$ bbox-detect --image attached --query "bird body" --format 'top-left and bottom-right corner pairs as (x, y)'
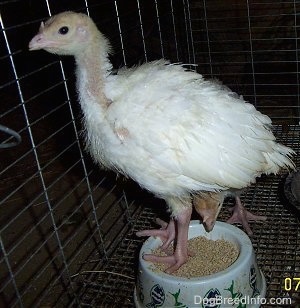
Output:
(29, 11), (295, 272)
(84, 59), (293, 204)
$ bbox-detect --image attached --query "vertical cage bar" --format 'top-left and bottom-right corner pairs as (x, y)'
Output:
(246, 0), (257, 107)
(84, 0), (90, 16)
(154, 0), (165, 58)
(170, 0), (180, 61)
(115, 0), (127, 66)
(202, 0), (213, 77)
(293, 0), (300, 124)
(182, 0), (192, 64)
(136, 0), (148, 62)
(182, 0), (196, 66)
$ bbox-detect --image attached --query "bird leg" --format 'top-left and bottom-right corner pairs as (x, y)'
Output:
(136, 199), (192, 274)
(226, 196), (267, 235)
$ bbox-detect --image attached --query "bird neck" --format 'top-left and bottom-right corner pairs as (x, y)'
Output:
(75, 41), (112, 109)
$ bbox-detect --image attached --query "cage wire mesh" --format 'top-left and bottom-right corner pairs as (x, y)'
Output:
(0, 0), (299, 307)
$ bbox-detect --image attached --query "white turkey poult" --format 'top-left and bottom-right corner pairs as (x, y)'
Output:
(29, 12), (295, 273)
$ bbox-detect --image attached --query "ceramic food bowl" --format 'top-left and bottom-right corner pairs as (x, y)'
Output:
(134, 221), (266, 307)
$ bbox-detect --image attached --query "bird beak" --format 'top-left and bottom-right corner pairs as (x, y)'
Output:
(193, 193), (222, 232)
(28, 33), (45, 50)
(29, 22), (47, 50)
(201, 215), (217, 232)
(28, 32), (58, 51)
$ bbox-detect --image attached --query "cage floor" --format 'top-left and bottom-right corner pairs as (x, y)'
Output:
(53, 125), (300, 307)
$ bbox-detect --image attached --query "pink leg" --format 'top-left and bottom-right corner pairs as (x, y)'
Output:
(136, 207), (192, 274)
(227, 196), (267, 235)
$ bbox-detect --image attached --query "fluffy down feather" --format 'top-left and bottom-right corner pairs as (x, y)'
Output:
(96, 60), (293, 198)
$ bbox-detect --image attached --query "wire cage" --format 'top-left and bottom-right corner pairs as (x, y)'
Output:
(0, 0), (299, 307)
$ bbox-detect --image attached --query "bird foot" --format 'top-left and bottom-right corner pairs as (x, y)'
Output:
(138, 219), (189, 273)
(142, 249), (188, 274)
(136, 218), (194, 255)
(136, 218), (176, 250)
(136, 206), (193, 273)
(227, 197), (267, 236)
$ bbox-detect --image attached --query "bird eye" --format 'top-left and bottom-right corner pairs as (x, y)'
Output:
(58, 26), (69, 35)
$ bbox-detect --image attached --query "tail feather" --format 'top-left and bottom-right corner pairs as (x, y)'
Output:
(264, 143), (296, 174)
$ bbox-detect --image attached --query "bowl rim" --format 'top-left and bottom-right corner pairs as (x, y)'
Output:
(140, 220), (254, 282)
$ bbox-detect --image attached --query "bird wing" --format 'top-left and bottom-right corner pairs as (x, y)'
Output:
(105, 60), (294, 194)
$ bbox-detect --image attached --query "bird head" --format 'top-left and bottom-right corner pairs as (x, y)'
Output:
(29, 11), (99, 56)
(193, 193), (223, 232)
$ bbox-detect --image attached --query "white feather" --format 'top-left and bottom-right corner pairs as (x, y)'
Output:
(78, 59), (295, 199)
